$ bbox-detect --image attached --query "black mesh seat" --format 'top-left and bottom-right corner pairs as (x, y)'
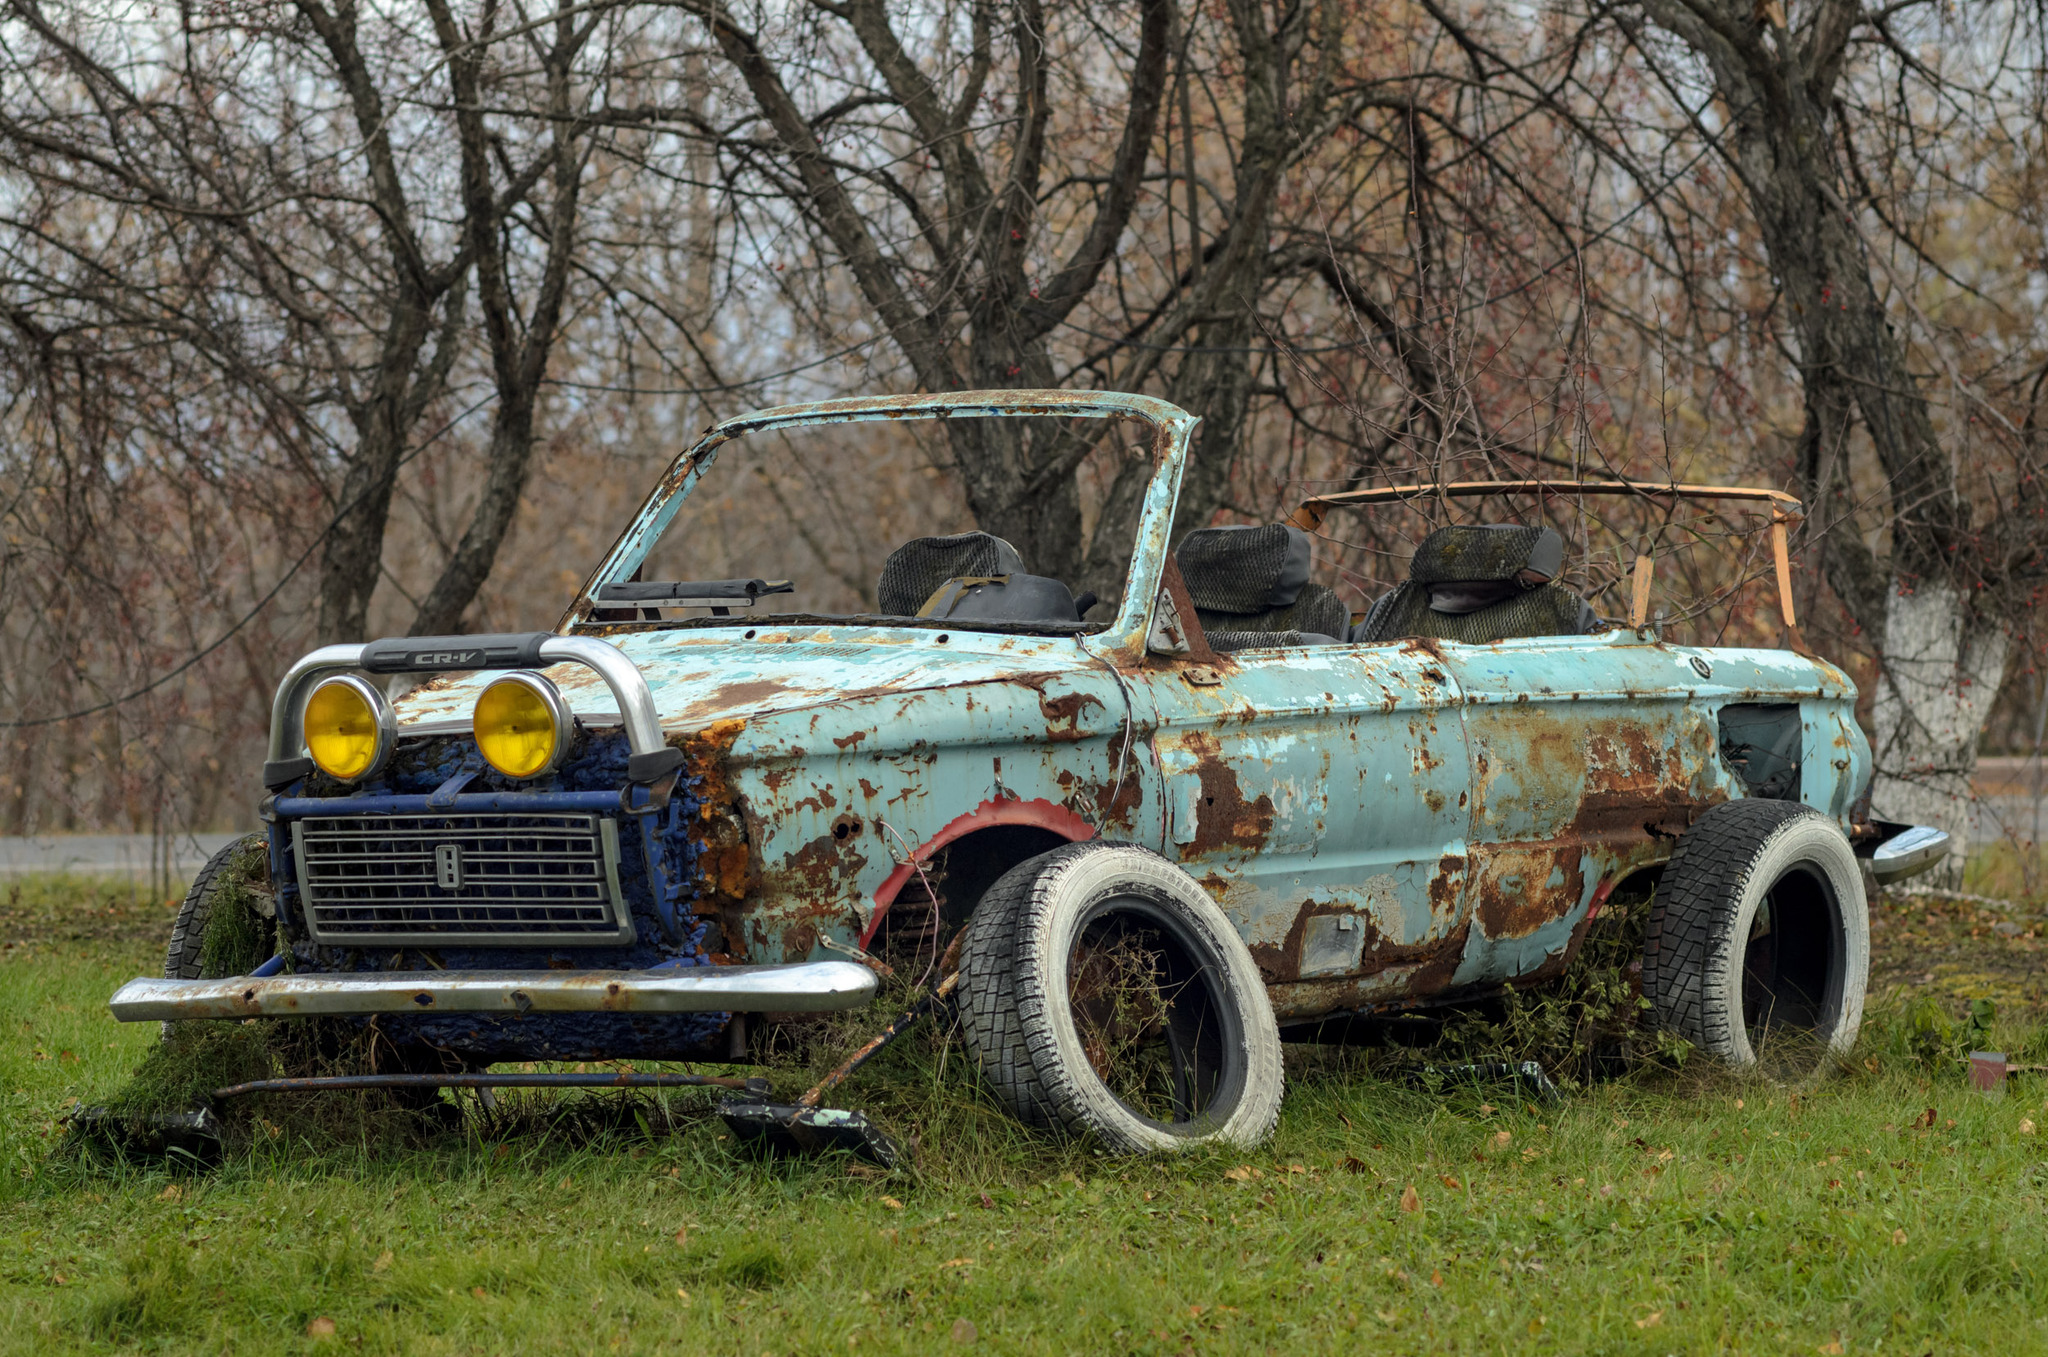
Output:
(877, 532), (1025, 616)
(1353, 523), (1598, 644)
(1176, 523), (1347, 650)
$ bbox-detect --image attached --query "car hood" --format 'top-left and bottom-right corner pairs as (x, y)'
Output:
(391, 624), (1104, 737)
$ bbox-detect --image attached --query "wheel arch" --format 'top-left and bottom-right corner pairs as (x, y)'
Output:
(858, 797), (1096, 949)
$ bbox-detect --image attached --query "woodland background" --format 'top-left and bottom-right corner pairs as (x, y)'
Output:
(2, 0), (2046, 888)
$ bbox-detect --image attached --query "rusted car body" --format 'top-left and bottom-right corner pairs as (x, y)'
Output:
(112, 390), (1891, 1065)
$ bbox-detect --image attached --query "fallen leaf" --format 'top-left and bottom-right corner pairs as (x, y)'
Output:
(58, 1050), (77, 1064)
(1399, 1184), (1420, 1213)
(940, 1258), (974, 1270)
(2021, 1119), (2036, 1135)
(1343, 1156), (1369, 1175)
(1734, 1099), (1744, 1110)
(1439, 1174), (1461, 1191)
(158, 1184), (182, 1202)
(1892, 1229), (1907, 1246)
(1224, 1165), (1252, 1182)
(306, 1317), (336, 1338)
(1916, 1107), (1936, 1130)
(1478, 1103), (1496, 1116)
(675, 1288), (689, 1301)
(472, 1286), (488, 1300)
(1493, 1130), (1512, 1147)
(951, 1317), (978, 1344)
(1287, 1164), (1305, 1174)
(1818, 1341), (1844, 1355)
(372, 1250), (393, 1273)
(1634, 1311), (1663, 1329)
(674, 1227), (688, 1247)
(979, 1191), (997, 1209)
(50, 1273), (66, 1286)
(880, 1196), (904, 1211)
(1430, 1270), (1443, 1288)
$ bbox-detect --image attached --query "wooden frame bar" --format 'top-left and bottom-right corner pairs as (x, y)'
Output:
(1290, 479), (1806, 631)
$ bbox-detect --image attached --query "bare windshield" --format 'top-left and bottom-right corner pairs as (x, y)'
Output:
(571, 411), (1153, 634)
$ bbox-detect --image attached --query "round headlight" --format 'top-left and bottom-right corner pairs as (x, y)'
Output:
(303, 675), (395, 782)
(473, 672), (572, 779)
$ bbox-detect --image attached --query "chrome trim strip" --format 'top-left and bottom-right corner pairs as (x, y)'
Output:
(109, 960), (879, 1022)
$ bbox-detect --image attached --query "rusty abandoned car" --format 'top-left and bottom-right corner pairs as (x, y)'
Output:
(110, 390), (1952, 1155)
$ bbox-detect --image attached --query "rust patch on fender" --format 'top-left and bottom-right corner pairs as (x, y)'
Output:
(1473, 844), (1585, 941)
(1175, 732), (1274, 856)
(676, 719), (752, 908)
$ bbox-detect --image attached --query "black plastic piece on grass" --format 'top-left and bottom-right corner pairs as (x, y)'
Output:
(68, 1105), (224, 1167)
(719, 1101), (902, 1168)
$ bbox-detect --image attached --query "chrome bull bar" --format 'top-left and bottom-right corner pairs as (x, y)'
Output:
(109, 960), (877, 1023)
(262, 632), (677, 790)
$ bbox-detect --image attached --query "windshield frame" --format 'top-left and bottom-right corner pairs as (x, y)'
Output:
(558, 390), (1196, 656)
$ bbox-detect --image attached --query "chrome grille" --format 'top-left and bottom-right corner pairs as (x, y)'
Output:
(292, 813), (633, 946)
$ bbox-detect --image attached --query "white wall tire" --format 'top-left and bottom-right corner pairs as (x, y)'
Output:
(957, 842), (1283, 1153)
(1644, 800), (1869, 1078)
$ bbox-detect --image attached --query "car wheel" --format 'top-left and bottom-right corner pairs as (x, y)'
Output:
(956, 841), (1283, 1152)
(165, 833), (273, 983)
(1643, 800), (1869, 1078)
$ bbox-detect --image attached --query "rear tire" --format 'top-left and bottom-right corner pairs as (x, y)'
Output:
(1643, 800), (1868, 1078)
(957, 842), (1283, 1153)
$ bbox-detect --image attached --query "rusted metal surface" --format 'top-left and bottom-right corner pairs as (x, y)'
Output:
(184, 389), (1886, 1053)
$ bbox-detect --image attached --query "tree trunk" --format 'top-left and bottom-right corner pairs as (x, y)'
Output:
(1635, 0), (2010, 876)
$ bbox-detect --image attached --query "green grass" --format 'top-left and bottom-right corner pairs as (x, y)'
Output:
(5, 873), (2048, 1354)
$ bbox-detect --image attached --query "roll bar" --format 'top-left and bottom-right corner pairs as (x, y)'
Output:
(263, 633), (678, 790)
(1290, 480), (1806, 631)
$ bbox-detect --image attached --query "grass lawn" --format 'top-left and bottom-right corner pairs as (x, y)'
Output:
(4, 874), (2047, 1355)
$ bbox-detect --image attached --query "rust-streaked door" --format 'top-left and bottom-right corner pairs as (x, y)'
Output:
(1130, 643), (1472, 1021)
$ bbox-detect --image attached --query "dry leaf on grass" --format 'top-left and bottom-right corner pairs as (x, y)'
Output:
(880, 1196), (905, 1211)
(306, 1317), (336, 1338)
(1399, 1184), (1420, 1213)
(1634, 1312), (1663, 1329)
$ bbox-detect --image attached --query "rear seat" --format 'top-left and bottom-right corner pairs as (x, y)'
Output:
(1176, 523), (1347, 651)
(1352, 523), (1598, 644)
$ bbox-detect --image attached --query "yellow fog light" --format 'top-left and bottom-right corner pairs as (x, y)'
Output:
(303, 675), (395, 782)
(474, 672), (572, 779)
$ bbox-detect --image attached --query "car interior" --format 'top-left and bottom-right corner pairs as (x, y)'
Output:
(590, 509), (1599, 648)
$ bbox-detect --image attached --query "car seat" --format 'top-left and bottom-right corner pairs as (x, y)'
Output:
(877, 531), (1026, 615)
(1175, 523), (1348, 651)
(876, 530), (1086, 625)
(1351, 523), (1598, 644)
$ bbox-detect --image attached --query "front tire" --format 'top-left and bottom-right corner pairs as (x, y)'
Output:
(957, 842), (1283, 1153)
(164, 833), (273, 982)
(1643, 800), (1868, 1077)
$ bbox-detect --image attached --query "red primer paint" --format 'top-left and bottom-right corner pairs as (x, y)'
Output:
(858, 798), (1095, 947)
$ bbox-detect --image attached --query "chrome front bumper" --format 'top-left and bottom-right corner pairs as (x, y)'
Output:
(109, 960), (877, 1023)
(1869, 823), (1951, 885)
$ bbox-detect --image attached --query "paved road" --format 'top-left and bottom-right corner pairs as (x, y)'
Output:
(0, 831), (250, 878)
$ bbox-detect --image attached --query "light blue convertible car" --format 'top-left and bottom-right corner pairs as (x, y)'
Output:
(112, 391), (1947, 1152)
